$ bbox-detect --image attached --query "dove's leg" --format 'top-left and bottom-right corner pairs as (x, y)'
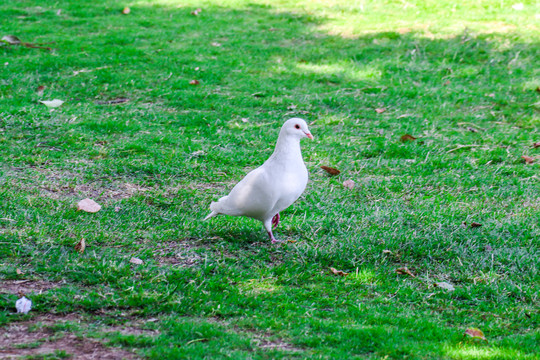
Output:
(271, 213), (280, 228)
(263, 218), (282, 244)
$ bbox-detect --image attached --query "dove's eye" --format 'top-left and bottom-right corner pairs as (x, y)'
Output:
(295, 124), (300, 129)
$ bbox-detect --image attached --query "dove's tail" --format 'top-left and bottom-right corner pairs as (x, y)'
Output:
(203, 210), (218, 221)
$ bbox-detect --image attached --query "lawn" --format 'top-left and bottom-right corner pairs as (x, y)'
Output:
(1, 0), (539, 359)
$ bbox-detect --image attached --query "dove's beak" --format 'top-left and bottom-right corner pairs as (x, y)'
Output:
(305, 132), (314, 140)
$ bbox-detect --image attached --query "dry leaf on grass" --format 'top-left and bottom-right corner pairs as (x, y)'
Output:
(461, 221), (467, 228)
(320, 165), (340, 176)
(532, 142), (540, 148)
(434, 282), (455, 291)
(40, 99), (64, 108)
(16, 268), (23, 275)
(36, 85), (45, 96)
(2, 35), (22, 45)
(191, 8), (202, 15)
(464, 328), (487, 341)
(130, 257), (143, 265)
(75, 238), (86, 253)
(343, 179), (355, 189)
(400, 134), (417, 142)
(189, 79), (200, 85)
(77, 198), (101, 213)
(330, 267), (348, 276)
(522, 155), (535, 164)
(396, 267), (415, 277)
(375, 108), (386, 113)
(471, 222), (482, 228)
(122, 7), (130, 14)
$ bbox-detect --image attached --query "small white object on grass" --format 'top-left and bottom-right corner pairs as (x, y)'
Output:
(204, 118), (313, 243)
(16, 296), (32, 314)
(39, 99), (64, 108)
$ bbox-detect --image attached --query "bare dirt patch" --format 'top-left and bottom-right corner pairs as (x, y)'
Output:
(0, 314), (136, 360)
(0, 314), (150, 359)
(153, 240), (203, 267)
(0, 280), (63, 295)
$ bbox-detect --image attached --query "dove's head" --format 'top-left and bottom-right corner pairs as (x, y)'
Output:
(282, 118), (313, 140)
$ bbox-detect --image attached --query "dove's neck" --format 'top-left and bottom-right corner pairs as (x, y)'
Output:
(268, 134), (303, 165)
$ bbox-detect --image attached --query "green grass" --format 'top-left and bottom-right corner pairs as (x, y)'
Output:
(1, 0), (539, 359)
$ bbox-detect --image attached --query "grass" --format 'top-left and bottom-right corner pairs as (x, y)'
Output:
(1, 0), (539, 358)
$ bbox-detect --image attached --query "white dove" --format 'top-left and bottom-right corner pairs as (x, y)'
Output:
(204, 118), (313, 243)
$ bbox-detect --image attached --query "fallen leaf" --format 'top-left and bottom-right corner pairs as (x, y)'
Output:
(16, 268), (23, 275)
(122, 7), (131, 14)
(95, 97), (129, 105)
(191, 8), (202, 15)
(1, 35), (21, 45)
(75, 238), (86, 253)
(396, 267), (416, 277)
(375, 108), (386, 113)
(77, 198), (101, 213)
(189, 79), (200, 85)
(382, 250), (392, 254)
(471, 222), (482, 228)
(36, 85), (45, 96)
(241, 118), (248, 123)
(343, 179), (355, 189)
(434, 282), (455, 291)
(39, 99), (64, 108)
(461, 221), (467, 228)
(130, 257), (143, 265)
(320, 165), (340, 176)
(522, 155), (535, 164)
(532, 142), (540, 148)
(464, 328), (487, 341)
(15, 296), (32, 314)
(400, 134), (417, 142)
(330, 267), (348, 276)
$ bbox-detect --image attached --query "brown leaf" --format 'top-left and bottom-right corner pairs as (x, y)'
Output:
(189, 79), (200, 85)
(75, 238), (86, 253)
(471, 222), (482, 228)
(129, 257), (143, 265)
(536, 86), (540, 93)
(95, 97), (129, 105)
(77, 198), (101, 213)
(522, 155), (535, 164)
(400, 134), (417, 142)
(375, 108), (386, 113)
(464, 328), (487, 341)
(36, 85), (45, 93)
(16, 268), (23, 275)
(330, 267), (348, 276)
(343, 179), (355, 189)
(396, 267), (416, 277)
(532, 142), (540, 148)
(461, 221), (467, 228)
(320, 165), (340, 176)
(191, 8), (202, 15)
(122, 7), (131, 14)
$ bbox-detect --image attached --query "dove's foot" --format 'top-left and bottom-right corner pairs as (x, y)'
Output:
(267, 231), (282, 244)
(271, 213), (280, 228)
